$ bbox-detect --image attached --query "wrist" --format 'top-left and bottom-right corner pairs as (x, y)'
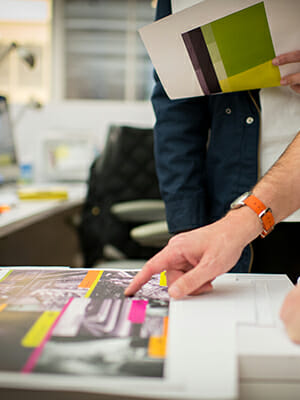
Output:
(251, 188), (279, 224)
(225, 206), (263, 247)
(230, 191), (275, 238)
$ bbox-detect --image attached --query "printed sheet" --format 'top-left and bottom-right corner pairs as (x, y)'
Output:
(0, 268), (169, 379)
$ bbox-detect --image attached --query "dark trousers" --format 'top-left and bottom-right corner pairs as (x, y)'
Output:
(251, 222), (300, 284)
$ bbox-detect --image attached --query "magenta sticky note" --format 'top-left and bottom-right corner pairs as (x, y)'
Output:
(128, 299), (148, 323)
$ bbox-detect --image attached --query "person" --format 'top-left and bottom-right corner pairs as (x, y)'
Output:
(125, 130), (300, 343)
(280, 281), (300, 344)
(151, 0), (300, 283)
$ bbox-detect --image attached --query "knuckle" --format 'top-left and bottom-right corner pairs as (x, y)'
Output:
(201, 252), (218, 270)
(168, 235), (186, 257)
(169, 232), (185, 246)
(168, 235), (178, 246)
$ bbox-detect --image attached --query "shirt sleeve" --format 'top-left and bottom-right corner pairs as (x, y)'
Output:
(151, 0), (210, 233)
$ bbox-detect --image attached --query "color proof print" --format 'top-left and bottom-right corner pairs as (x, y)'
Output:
(182, 2), (280, 94)
(0, 269), (169, 378)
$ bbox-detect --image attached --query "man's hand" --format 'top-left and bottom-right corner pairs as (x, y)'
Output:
(273, 50), (300, 94)
(124, 207), (261, 299)
(280, 284), (300, 344)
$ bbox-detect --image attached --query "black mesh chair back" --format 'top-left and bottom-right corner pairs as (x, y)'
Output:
(78, 125), (161, 266)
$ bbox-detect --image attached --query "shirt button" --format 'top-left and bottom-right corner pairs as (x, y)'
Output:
(91, 206), (100, 216)
(246, 116), (254, 124)
(225, 108), (232, 115)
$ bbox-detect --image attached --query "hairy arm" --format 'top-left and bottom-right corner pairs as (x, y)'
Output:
(252, 130), (300, 223)
(125, 131), (300, 298)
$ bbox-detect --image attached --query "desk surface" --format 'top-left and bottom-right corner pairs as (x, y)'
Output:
(0, 183), (86, 238)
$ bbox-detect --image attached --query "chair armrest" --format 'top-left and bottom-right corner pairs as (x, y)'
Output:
(111, 200), (166, 222)
(130, 221), (171, 248)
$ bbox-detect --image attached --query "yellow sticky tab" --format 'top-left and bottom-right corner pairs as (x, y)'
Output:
(0, 304), (7, 312)
(0, 270), (12, 282)
(17, 188), (68, 200)
(21, 311), (60, 348)
(159, 271), (167, 287)
(148, 336), (167, 358)
(85, 271), (103, 298)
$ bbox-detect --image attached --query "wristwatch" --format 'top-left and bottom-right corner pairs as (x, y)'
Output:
(230, 191), (275, 238)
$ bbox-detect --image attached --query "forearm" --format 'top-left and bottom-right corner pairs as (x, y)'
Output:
(252, 49), (300, 220)
(226, 131), (300, 250)
(253, 130), (300, 224)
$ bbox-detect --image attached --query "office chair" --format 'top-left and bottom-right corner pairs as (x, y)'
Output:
(110, 199), (171, 248)
(78, 124), (167, 267)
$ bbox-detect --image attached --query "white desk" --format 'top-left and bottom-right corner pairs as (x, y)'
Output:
(0, 184), (86, 266)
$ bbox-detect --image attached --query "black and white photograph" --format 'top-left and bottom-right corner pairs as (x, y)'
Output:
(0, 269), (89, 310)
(0, 268), (169, 379)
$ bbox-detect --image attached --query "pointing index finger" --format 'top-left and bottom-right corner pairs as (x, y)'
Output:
(124, 249), (172, 296)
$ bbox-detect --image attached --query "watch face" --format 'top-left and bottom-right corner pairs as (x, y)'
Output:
(230, 191), (252, 209)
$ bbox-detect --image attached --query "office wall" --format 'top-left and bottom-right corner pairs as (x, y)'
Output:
(4, 0), (157, 180)
(11, 100), (155, 176)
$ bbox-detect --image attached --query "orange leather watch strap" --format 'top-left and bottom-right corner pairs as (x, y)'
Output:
(244, 194), (275, 238)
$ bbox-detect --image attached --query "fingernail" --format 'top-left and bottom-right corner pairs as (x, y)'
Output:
(124, 288), (133, 297)
(280, 78), (288, 85)
(168, 285), (183, 299)
(272, 58), (279, 66)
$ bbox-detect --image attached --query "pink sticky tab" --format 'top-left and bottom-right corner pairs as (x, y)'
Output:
(128, 299), (148, 324)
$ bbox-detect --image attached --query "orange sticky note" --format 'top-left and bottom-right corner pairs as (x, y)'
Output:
(0, 204), (11, 213)
(0, 304), (7, 312)
(148, 336), (167, 358)
(163, 316), (168, 337)
(79, 270), (101, 288)
(84, 271), (103, 298)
